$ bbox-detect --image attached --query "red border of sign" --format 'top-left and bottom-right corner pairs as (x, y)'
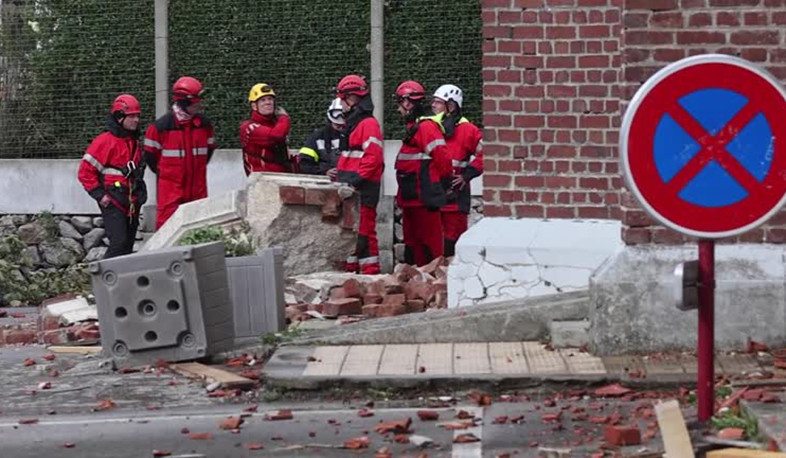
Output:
(621, 55), (786, 238)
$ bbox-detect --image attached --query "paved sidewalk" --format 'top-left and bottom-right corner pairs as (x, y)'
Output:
(263, 341), (771, 389)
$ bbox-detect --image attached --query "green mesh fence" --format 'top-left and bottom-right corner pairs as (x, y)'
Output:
(0, 0), (481, 158)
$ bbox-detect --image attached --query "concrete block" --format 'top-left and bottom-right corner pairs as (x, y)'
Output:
(226, 247), (286, 343)
(549, 320), (591, 348)
(90, 242), (234, 366)
(590, 244), (786, 355)
(42, 296), (97, 325)
(293, 291), (590, 345)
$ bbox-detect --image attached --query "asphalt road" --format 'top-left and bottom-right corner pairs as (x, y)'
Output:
(0, 399), (672, 457)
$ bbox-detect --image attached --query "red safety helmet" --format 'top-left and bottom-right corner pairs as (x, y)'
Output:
(394, 80), (426, 102)
(172, 76), (204, 101)
(336, 74), (369, 100)
(111, 94), (141, 116)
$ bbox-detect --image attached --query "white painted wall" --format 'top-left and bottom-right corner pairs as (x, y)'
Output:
(0, 143), (481, 215)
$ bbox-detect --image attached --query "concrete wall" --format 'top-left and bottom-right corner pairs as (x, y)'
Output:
(0, 144), (481, 215)
(590, 244), (786, 354)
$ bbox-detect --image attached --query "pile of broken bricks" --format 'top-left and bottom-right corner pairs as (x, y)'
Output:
(285, 257), (450, 323)
(0, 294), (100, 347)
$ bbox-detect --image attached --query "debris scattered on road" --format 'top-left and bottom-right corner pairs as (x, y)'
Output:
(454, 433), (480, 443)
(594, 383), (633, 398)
(92, 398), (116, 412)
(416, 410), (439, 421)
(374, 417), (412, 434)
(265, 409), (293, 421)
(188, 432), (213, 440)
(343, 436), (370, 449)
(409, 434), (434, 447)
(218, 416), (243, 430)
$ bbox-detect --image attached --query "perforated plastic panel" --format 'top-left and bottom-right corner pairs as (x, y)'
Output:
(89, 242), (234, 367)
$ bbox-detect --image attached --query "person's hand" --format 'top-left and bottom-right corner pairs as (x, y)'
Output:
(99, 195), (111, 208)
(452, 174), (467, 190)
(275, 105), (288, 117)
(327, 168), (338, 181)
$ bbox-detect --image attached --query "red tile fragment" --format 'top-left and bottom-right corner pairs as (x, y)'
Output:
(604, 425), (641, 446)
(343, 436), (370, 449)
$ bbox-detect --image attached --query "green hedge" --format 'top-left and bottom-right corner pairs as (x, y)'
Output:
(0, 0), (480, 158)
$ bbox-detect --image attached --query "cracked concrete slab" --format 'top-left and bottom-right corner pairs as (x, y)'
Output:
(448, 218), (622, 308)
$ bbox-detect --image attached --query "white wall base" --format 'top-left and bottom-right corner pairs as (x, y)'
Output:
(447, 217), (623, 308)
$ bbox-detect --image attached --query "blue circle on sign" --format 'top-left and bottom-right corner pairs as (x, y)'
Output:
(653, 88), (774, 207)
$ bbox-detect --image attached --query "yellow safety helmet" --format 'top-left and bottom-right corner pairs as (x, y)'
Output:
(248, 83), (275, 102)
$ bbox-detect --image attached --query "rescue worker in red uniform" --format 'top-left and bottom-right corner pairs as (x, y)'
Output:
(394, 80), (453, 266)
(431, 84), (483, 257)
(298, 98), (344, 175)
(144, 76), (217, 229)
(331, 75), (384, 274)
(239, 83), (292, 175)
(78, 94), (147, 258)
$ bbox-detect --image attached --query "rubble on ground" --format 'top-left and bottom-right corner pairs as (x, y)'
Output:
(284, 257), (450, 323)
(0, 294), (100, 346)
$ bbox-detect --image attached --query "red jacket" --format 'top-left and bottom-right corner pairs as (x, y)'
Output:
(144, 112), (216, 229)
(443, 117), (484, 213)
(337, 117), (384, 185)
(78, 118), (146, 216)
(395, 114), (453, 208)
(239, 111), (291, 175)
(336, 97), (384, 207)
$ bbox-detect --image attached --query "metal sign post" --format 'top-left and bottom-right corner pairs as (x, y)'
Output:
(696, 239), (714, 421)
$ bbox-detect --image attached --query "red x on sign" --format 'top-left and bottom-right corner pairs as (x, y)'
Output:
(664, 101), (761, 197)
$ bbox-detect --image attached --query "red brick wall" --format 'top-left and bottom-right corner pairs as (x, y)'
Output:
(481, 0), (624, 220)
(482, 0), (786, 244)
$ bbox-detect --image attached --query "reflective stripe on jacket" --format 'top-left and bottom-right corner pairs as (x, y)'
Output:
(144, 112), (216, 228)
(394, 113), (452, 208)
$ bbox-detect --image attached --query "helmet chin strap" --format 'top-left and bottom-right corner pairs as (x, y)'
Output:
(406, 100), (425, 123)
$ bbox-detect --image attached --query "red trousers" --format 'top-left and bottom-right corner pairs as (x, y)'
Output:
(402, 206), (443, 266)
(346, 204), (380, 274)
(441, 211), (468, 257)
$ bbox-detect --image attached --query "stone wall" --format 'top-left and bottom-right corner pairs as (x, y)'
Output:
(0, 213), (142, 267)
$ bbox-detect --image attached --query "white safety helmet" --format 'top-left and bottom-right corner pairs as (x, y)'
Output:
(433, 84), (463, 108)
(327, 97), (345, 125)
